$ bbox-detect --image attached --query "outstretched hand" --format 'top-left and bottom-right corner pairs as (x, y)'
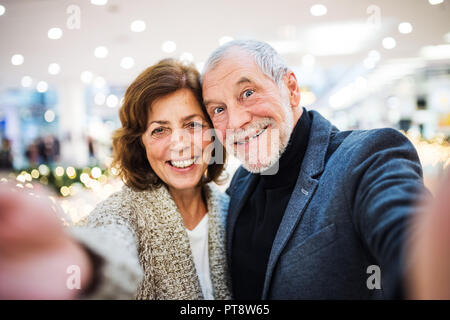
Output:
(407, 169), (450, 299)
(0, 184), (93, 299)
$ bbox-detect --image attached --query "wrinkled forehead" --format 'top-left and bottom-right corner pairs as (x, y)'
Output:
(202, 47), (260, 81)
(202, 49), (263, 90)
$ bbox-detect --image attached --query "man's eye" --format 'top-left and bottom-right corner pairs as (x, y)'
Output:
(213, 107), (225, 114)
(242, 89), (254, 99)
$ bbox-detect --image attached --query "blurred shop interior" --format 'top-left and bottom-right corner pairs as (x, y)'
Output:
(0, 0), (449, 223)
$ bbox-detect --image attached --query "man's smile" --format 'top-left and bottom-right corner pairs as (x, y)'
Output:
(235, 125), (269, 145)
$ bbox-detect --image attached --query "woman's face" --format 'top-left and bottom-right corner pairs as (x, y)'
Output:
(142, 88), (213, 192)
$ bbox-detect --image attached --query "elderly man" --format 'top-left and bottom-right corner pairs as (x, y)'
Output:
(201, 40), (426, 299)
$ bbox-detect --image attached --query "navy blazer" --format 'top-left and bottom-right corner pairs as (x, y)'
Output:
(226, 110), (425, 299)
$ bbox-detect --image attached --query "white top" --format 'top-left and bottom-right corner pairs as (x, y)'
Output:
(186, 214), (214, 300)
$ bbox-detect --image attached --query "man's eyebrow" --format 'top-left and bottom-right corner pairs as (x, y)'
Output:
(203, 99), (221, 107)
(236, 77), (252, 86)
(203, 77), (254, 107)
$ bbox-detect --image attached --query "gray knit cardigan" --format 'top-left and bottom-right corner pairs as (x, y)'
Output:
(70, 183), (231, 300)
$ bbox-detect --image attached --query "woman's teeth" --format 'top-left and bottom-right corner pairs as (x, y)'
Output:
(170, 158), (195, 168)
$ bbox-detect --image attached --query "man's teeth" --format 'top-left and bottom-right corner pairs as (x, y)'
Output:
(170, 158), (195, 168)
(236, 127), (267, 145)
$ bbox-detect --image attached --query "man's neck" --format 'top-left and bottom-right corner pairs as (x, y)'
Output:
(291, 105), (303, 131)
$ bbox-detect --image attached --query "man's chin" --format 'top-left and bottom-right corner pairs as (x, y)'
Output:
(235, 143), (287, 175)
(239, 155), (281, 175)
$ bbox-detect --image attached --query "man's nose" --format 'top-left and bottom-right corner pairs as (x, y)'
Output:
(227, 104), (252, 130)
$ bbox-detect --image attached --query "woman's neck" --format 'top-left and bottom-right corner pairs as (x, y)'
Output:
(168, 185), (207, 230)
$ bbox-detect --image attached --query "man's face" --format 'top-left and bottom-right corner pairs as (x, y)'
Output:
(202, 48), (301, 173)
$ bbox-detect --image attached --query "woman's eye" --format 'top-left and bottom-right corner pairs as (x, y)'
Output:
(151, 127), (166, 136)
(242, 89), (254, 99)
(213, 107), (224, 115)
(189, 122), (203, 129)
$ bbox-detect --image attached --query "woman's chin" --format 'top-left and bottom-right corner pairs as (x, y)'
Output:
(159, 162), (206, 191)
(164, 172), (203, 191)
(166, 180), (202, 191)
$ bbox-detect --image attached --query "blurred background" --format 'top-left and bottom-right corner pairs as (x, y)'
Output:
(0, 0), (449, 224)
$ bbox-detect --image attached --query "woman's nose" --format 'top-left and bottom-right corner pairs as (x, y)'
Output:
(169, 129), (192, 158)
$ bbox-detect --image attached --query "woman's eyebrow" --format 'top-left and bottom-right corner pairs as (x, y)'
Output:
(149, 120), (170, 126)
(149, 114), (204, 126)
(182, 114), (205, 121)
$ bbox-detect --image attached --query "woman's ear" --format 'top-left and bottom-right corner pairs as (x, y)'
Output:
(283, 71), (301, 108)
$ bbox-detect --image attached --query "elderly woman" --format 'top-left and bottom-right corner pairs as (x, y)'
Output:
(0, 59), (231, 300)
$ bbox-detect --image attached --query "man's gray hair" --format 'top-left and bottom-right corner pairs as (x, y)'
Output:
(202, 39), (288, 86)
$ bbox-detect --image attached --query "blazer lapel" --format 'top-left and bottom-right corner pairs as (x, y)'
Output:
(261, 110), (334, 299)
(226, 173), (259, 265)
(261, 173), (318, 299)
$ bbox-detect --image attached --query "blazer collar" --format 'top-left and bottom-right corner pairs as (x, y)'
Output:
(226, 172), (259, 265)
(261, 110), (334, 299)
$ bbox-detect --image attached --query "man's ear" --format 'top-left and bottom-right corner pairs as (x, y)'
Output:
(283, 71), (301, 108)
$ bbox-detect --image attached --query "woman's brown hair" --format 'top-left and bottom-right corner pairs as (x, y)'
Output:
(112, 58), (226, 191)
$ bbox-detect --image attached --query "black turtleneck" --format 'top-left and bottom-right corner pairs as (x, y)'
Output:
(231, 108), (312, 300)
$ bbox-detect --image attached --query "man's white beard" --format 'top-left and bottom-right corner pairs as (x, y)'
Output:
(226, 95), (295, 175)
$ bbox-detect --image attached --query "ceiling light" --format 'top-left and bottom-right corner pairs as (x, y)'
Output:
(382, 37), (396, 49)
(106, 94), (119, 108)
(0, 5), (6, 16)
(94, 46), (108, 58)
(21, 76), (32, 88)
(310, 4), (327, 16)
(130, 20), (146, 32)
(120, 57), (135, 69)
(398, 22), (413, 34)
(80, 71), (94, 84)
(11, 54), (24, 66)
(36, 81), (48, 93)
(91, 0), (108, 5)
(219, 36), (234, 46)
(48, 63), (60, 75)
(48, 27), (63, 40)
(162, 41), (176, 53)
(428, 0), (444, 5)
(44, 110), (55, 123)
(421, 44), (450, 60)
